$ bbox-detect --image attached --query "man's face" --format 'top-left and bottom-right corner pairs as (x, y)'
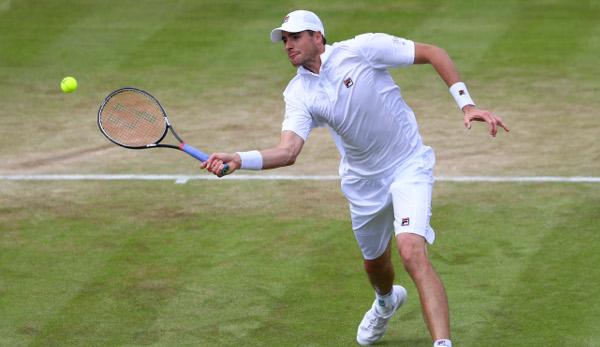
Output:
(281, 31), (321, 68)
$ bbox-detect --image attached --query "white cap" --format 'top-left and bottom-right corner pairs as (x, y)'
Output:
(270, 10), (325, 42)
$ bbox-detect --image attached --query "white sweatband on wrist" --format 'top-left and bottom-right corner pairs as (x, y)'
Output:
(449, 82), (475, 110)
(236, 150), (263, 170)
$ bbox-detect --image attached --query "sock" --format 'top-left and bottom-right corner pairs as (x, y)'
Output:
(434, 339), (452, 347)
(374, 289), (396, 315)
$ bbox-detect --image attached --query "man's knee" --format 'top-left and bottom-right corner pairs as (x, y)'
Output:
(396, 233), (429, 273)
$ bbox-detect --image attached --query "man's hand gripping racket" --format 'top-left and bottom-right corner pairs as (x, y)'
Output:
(98, 87), (229, 176)
(203, 152), (241, 178)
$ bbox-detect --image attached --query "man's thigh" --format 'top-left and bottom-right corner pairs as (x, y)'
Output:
(390, 180), (435, 244)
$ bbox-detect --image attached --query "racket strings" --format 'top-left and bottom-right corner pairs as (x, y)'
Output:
(99, 91), (167, 147)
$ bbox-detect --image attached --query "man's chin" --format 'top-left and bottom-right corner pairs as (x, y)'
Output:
(288, 55), (301, 67)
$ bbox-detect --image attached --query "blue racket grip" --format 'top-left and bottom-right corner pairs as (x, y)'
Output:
(180, 143), (230, 176)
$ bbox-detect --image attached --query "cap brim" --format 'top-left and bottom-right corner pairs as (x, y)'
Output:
(270, 27), (283, 42)
(270, 23), (318, 42)
(270, 27), (325, 43)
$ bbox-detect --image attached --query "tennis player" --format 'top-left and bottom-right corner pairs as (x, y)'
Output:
(203, 10), (509, 347)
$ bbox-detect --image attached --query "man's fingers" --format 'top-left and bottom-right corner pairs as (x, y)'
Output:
(464, 117), (471, 129)
(210, 160), (222, 173)
(203, 154), (216, 171)
(489, 118), (497, 137)
(479, 111), (495, 137)
(217, 163), (226, 177)
(203, 156), (219, 174)
(463, 108), (509, 136)
(497, 117), (510, 132)
(200, 152), (234, 178)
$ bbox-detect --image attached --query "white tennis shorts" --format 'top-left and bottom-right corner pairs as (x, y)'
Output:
(341, 147), (436, 260)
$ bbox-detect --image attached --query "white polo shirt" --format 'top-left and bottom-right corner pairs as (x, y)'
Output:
(282, 33), (427, 179)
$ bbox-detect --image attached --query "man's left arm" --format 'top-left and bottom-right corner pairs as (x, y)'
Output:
(414, 42), (509, 137)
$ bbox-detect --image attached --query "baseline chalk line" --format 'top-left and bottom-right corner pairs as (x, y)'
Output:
(1, 174), (599, 184)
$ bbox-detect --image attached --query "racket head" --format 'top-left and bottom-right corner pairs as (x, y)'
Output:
(98, 87), (169, 149)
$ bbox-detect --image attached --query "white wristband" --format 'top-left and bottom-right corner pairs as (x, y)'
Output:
(449, 82), (475, 110)
(236, 150), (263, 170)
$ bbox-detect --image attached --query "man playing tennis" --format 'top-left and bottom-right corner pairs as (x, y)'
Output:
(203, 10), (509, 347)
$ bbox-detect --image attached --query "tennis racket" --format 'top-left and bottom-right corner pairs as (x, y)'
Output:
(98, 87), (228, 175)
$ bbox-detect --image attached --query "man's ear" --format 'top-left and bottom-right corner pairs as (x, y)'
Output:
(316, 31), (325, 46)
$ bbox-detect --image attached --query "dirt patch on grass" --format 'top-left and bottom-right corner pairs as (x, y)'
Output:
(1, 76), (597, 177)
(3, 144), (113, 172)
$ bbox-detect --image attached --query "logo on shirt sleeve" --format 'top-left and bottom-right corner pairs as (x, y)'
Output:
(343, 77), (354, 88)
(392, 37), (406, 46)
(401, 217), (410, 226)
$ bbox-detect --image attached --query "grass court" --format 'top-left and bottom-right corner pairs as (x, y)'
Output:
(1, 1), (599, 346)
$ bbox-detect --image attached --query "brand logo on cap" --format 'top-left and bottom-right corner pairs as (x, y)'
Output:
(282, 15), (289, 23)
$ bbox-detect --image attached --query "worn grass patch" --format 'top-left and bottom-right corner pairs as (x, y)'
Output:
(0, 0), (598, 176)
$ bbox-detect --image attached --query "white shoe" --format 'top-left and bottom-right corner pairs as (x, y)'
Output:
(356, 285), (407, 345)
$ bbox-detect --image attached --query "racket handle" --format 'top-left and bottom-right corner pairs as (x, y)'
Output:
(180, 143), (209, 161)
(180, 143), (230, 176)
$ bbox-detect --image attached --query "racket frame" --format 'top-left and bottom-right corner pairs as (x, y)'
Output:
(98, 87), (177, 149)
(98, 87), (226, 172)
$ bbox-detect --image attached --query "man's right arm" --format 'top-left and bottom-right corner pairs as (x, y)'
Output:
(260, 130), (305, 169)
(203, 130), (305, 176)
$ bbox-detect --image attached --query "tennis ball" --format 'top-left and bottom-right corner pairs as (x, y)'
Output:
(60, 76), (78, 93)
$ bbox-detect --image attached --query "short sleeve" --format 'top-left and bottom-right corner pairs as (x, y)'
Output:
(281, 88), (314, 142)
(354, 33), (415, 69)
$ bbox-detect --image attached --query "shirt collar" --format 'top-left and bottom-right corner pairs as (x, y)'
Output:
(297, 44), (333, 76)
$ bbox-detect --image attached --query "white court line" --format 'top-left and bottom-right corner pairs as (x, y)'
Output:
(0, 174), (599, 184)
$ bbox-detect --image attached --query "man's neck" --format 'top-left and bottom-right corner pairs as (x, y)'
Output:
(303, 46), (326, 74)
(303, 60), (321, 74)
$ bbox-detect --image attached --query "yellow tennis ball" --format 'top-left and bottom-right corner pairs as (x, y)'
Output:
(60, 76), (78, 93)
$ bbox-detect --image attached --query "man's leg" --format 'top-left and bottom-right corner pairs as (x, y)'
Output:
(363, 243), (394, 295)
(357, 242), (408, 346)
(396, 233), (450, 341)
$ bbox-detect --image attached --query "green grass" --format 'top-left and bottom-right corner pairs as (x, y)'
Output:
(1, 182), (599, 346)
(1, 0), (599, 346)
